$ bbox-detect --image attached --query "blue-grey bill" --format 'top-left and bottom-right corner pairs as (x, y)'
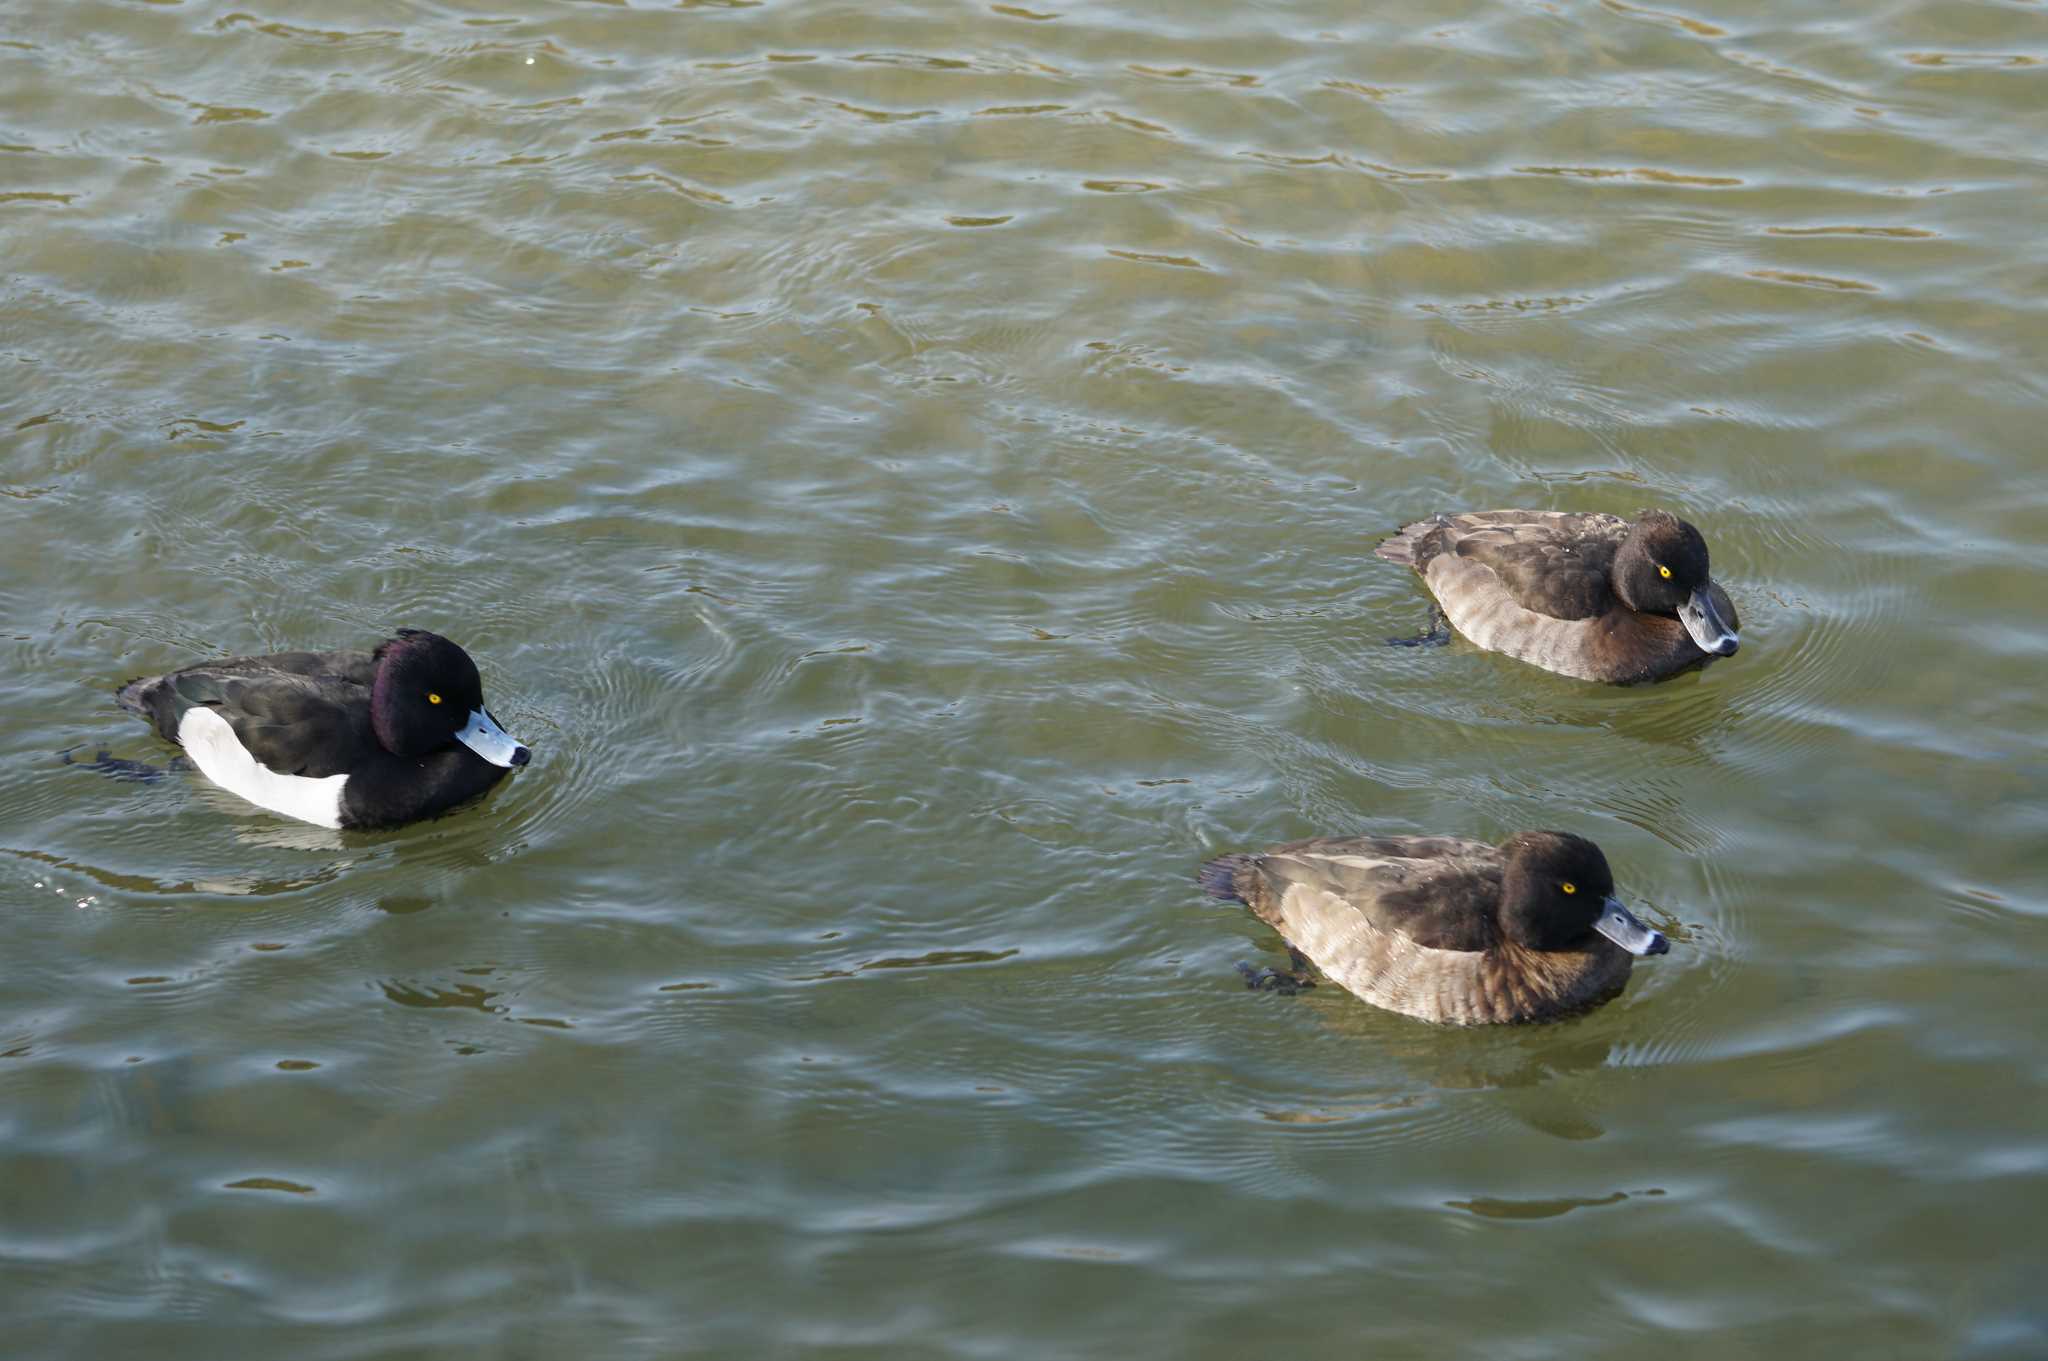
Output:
(1593, 896), (1669, 956)
(455, 708), (530, 768)
(1679, 586), (1740, 656)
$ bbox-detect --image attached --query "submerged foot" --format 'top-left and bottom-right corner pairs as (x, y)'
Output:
(1235, 960), (1315, 995)
(1387, 604), (1451, 648)
(60, 746), (181, 782)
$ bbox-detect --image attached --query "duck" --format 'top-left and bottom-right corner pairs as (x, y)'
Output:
(1199, 830), (1669, 1025)
(1376, 509), (1740, 683)
(115, 628), (530, 829)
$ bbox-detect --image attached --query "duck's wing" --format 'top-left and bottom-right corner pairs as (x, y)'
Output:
(1208, 835), (1503, 952)
(1385, 511), (1628, 620)
(158, 669), (374, 778)
(187, 649), (379, 687)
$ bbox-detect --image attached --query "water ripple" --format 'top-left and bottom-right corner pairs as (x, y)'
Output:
(6, 0), (2046, 1352)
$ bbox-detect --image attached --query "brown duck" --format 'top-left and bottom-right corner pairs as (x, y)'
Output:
(1200, 830), (1669, 1025)
(1376, 509), (1739, 683)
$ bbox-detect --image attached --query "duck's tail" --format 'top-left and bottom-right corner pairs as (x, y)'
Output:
(115, 675), (162, 716)
(1198, 853), (1256, 904)
(1373, 516), (1449, 570)
(114, 674), (184, 744)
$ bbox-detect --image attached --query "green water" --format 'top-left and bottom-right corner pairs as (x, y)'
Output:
(4, 0), (2045, 1356)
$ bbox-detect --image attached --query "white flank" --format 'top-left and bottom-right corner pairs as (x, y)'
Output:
(177, 707), (348, 829)
(1426, 554), (1606, 681)
(1276, 881), (1482, 1020)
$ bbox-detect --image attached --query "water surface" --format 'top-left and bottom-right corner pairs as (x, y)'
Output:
(4, 0), (2046, 1356)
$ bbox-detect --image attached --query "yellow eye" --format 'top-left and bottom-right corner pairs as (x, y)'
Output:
(1560, 881), (1577, 895)
(1657, 564), (1672, 579)
(427, 692), (442, 705)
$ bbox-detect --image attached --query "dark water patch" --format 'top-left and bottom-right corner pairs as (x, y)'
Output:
(379, 981), (503, 1014)
(223, 1177), (315, 1194)
(860, 948), (1020, 971)
(1105, 249), (1204, 269)
(1763, 224), (1937, 238)
(1745, 268), (1879, 292)
(2, 846), (349, 900)
(1447, 1188), (1649, 1220)
(5, 0), (2044, 1351)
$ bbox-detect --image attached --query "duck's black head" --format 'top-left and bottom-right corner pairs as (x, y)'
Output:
(1499, 831), (1667, 956)
(1612, 511), (1739, 656)
(370, 629), (529, 767)
(1612, 512), (1710, 613)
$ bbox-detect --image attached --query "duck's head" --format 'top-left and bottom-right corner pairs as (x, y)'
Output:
(370, 629), (531, 768)
(1500, 831), (1667, 956)
(1612, 511), (1739, 657)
